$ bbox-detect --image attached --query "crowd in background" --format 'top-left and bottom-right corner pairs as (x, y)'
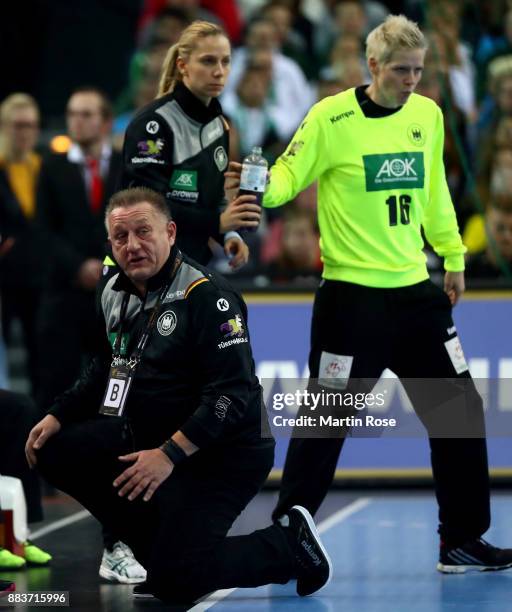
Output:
(1, 0), (512, 394)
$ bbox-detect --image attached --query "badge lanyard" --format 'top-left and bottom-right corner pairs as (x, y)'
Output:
(101, 253), (182, 416)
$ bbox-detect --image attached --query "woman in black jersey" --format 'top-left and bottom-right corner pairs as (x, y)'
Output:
(120, 20), (260, 267)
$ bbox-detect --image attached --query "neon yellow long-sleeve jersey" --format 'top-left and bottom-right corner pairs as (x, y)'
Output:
(263, 88), (466, 288)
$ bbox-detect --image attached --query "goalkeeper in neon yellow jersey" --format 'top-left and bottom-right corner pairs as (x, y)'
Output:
(267, 15), (512, 574)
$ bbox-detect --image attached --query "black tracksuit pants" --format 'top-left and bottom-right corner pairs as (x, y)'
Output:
(36, 417), (297, 605)
(273, 279), (490, 547)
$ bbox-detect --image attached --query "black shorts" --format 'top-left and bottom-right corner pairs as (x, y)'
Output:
(309, 278), (467, 380)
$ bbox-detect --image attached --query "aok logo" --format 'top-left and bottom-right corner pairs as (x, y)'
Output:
(174, 173), (193, 186)
(376, 158), (417, 179)
(170, 170), (197, 191)
(363, 152), (424, 192)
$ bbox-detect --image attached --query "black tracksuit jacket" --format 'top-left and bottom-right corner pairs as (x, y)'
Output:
(48, 249), (267, 450)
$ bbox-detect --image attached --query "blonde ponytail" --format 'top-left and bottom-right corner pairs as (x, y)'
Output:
(157, 44), (181, 97)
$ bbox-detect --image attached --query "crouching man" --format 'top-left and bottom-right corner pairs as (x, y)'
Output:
(25, 186), (331, 605)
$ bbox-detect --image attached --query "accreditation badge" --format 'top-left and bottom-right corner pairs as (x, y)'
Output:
(100, 364), (134, 417)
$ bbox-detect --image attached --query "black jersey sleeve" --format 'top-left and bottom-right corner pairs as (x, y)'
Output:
(179, 281), (258, 447)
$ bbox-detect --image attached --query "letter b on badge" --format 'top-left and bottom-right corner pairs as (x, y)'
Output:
(100, 365), (133, 416)
(105, 379), (126, 408)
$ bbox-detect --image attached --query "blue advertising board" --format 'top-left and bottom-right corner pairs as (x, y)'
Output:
(246, 293), (512, 479)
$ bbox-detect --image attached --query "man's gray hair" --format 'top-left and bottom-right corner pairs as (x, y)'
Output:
(105, 187), (172, 233)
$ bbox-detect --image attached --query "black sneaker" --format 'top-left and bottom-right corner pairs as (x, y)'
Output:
(280, 505), (332, 596)
(0, 579), (15, 598)
(133, 581), (155, 599)
(437, 538), (512, 573)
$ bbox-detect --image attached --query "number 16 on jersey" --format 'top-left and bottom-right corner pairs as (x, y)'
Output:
(385, 194), (411, 226)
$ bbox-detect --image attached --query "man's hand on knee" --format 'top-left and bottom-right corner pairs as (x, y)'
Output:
(25, 415), (62, 468)
(114, 449), (174, 502)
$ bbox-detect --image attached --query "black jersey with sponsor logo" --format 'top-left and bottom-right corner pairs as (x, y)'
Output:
(120, 83), (230, 264)
(49, 249), (266, 449)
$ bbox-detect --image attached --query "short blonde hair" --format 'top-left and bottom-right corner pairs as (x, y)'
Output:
(157, 20), (227, 97)
(366, 15), (427, 65)
(0, 93), (39, 126)
(0, 93), (40, 159)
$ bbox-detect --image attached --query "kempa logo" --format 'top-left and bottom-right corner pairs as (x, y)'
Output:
(165, 288), (185, 302)
(330, 110), (355, 123)
(301, 540), (322, 566)
(363, 152), (424, 192)
(170, 170), (197, 191)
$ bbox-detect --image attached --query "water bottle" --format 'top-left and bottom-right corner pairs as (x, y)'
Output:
(238, 146), (268, 231)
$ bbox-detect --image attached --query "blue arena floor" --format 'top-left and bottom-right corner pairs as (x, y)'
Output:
(194, 495), (512, 612)
(3, 491), (512, 611)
